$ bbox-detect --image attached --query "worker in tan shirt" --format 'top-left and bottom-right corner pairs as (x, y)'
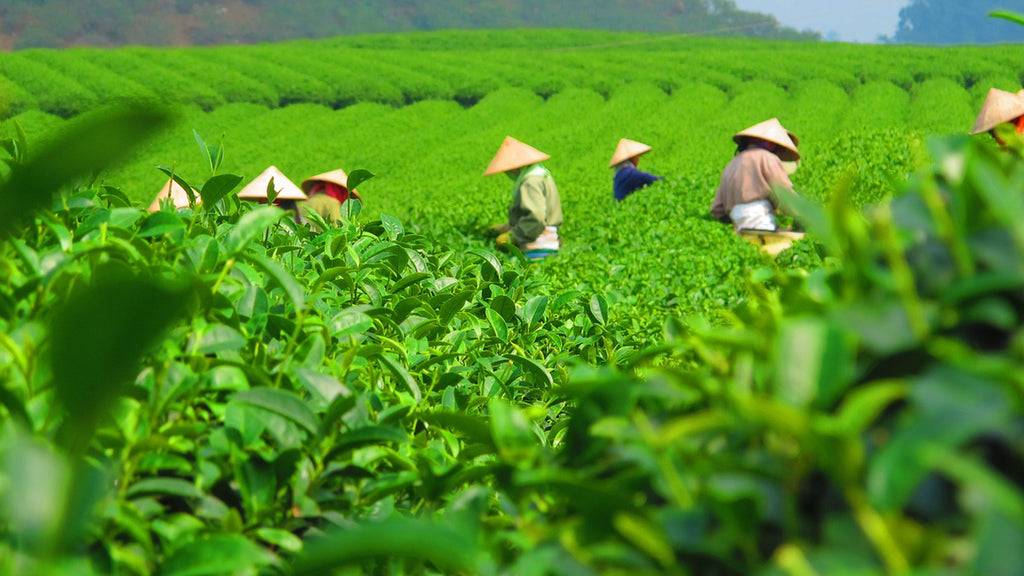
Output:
(710, 118), (800, 232)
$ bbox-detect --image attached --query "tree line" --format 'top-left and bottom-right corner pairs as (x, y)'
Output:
(889, 0), (1024, 44)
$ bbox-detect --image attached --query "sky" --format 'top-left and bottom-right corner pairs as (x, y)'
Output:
(733, 0), (912, 43)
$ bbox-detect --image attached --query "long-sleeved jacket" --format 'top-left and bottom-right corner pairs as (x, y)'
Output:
(710, 147), (793, 221)
(508, 165), (562, 247)
(613, 164), (660, 201)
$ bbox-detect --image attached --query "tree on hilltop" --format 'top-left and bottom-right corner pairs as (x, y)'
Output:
(891, 0), (1024, 44)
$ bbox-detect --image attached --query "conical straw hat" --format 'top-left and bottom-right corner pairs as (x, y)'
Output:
(971, 88), (1024, 135)
(734, 118), (801, 162)
(609, 138), (652, 167)
(147, 179), (197, 212)
(484, 136), (550, 176)
(238, 166), (307, 202)
(302, 169), (362, 200)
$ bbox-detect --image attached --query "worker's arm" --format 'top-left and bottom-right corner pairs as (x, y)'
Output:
(637, 170), (661, 187)
(510, 178), (548, 244)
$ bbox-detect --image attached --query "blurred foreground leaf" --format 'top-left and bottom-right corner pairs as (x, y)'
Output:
(293, 516), (484, 574)
(162, 534), (276, 576)
(990, 10), (1024, 27)
(51, 271), (191, 454)
(0, 104), (174, 236)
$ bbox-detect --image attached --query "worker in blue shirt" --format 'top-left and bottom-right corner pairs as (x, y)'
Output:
(610, 138), (661, 201)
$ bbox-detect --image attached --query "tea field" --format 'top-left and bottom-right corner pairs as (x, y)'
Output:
(0, 31), (1022, 576)
(2, 31), (1000, 336)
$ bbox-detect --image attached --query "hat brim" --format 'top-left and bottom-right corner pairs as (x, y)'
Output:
(734, 135), (801, 162)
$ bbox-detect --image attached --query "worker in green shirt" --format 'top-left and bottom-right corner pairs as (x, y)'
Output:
(485, 136), (563, 260)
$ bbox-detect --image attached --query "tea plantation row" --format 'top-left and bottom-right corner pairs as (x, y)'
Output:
(2, 30), (1024, 118)
(4, 76), (949, 339)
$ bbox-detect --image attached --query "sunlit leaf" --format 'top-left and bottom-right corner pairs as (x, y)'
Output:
(232, 388), (319, 436)
(293, 516), (482, 574)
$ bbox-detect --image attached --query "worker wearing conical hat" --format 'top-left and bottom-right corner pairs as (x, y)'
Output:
(238, 166), (308, 221)
(299, 169), (362, 229)
(147, 179), (198, 212)
(710, 118), (800, 232)
(485, 136), (563, 260)
(971, 88), (1024, 146)
(610, 139), (661, 201)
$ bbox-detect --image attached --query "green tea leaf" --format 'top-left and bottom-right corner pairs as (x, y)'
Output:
(138, 211), (186, 238)
(200, 173), (242, 207)
(486, 307), (509, 342)
(162, 534), (275, 576)
(346, 169), (375, 192)
(613, 513), (674, 568)
(293, 516), (482, 574)
(127, 477), (201, 500)
(191, 324), (246, 355)
(587, 294), (608, 326)
(224, 206), (285, 256)
(469, 248), (503, 278)
(232, 388), (319, 436)
(266, 177), (279, 205)
(868, 367), (1011, 511)
(773, 317), (853, 408)
(509, 354), (553, 387)
(990, 10), (1024, 27)
(377, 353), (422, 402)
(392, 272), (431, 293)
(521, 295), (548, 325)
(256, 527), (303, 554)
(490, 295), (516, 322)
(331, 425), (408, 452)
(489, 397), (535, 462)
(156, 166), (199, 207)
(329, 308), (373, 338)
(244, 252), (306, 311)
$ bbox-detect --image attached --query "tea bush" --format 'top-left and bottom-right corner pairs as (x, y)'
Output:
(1, 30), (1024, 118)
(83, 50), (226, 110)
(25, 51), (157, 104)
(0, 53), (99, 117)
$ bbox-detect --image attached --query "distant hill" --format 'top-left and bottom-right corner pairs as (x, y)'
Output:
(0, 0), (817, 50)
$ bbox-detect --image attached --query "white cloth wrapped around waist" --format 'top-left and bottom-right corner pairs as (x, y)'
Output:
(522, 226), (560, 251)
(729, 199), (778, 232)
